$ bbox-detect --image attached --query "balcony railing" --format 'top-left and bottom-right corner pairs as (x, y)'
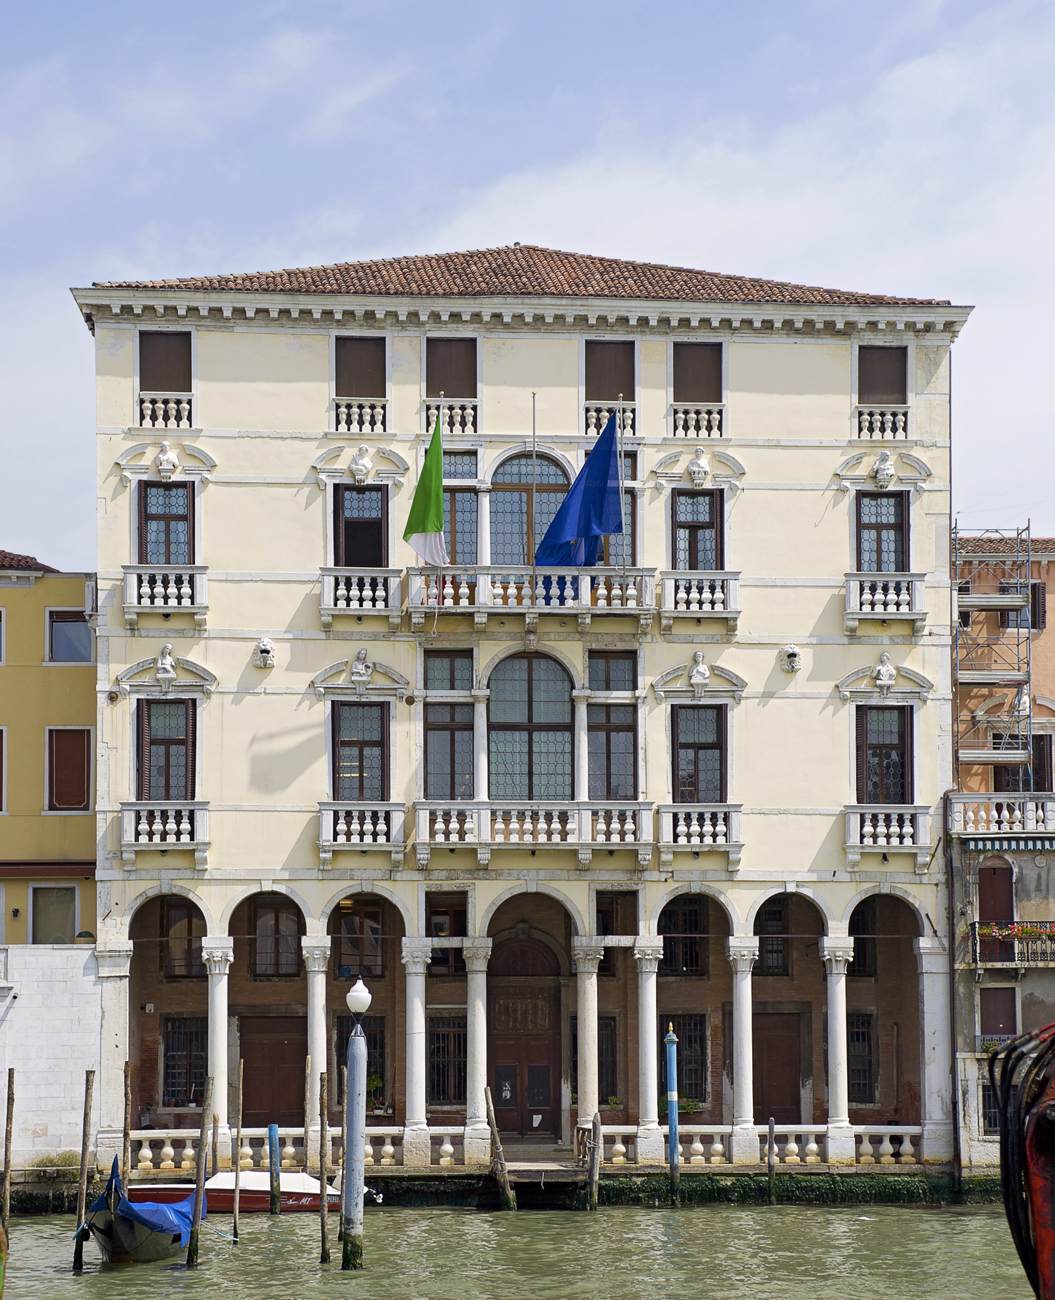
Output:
(659, 571), (741, 632)
(318, 802), (405, 868)
(123, 565), (208, 628)
(975, 1033), (1016, 1053)
(120, 801), (209, 869)
(425, 401), (477, 436)
(950, 795), (1055, 837)
(844, 573), (926, 634)
(855, 405), (909, 439)
(844, 805), (932, 870)
(407, 566), (656, 631)
(657, 804), (743, 869)
(333, 398), (386, 436)
(320, 568), (402, 629)
(671, 404), (724, 437)
(413, 800), (654, 867)
(971, 920), (1055, 967)
(139, 392), (193, 429)
(585, 404), (635, 436)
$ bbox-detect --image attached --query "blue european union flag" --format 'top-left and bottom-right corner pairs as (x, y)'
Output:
(534, 412), (624, 566)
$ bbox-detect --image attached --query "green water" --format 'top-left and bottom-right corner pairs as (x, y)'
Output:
(0, 1205), (1029, 1299)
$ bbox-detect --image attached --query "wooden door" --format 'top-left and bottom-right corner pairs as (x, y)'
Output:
(490, 986), (560, 1137)
(240, 1016), (307, 1126)
(978, 865), (1015, 962)
(753, 1012), (801, 1125)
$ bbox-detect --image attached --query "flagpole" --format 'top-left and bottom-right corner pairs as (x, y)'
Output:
(616, 392), (627, 586)
(531, 390), (538, 605)
(433, 390), (444, 635)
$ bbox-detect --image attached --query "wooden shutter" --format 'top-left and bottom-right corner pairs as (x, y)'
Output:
(978, 866), (1014, 922)
(673, 342), (722, 403)
(185, 699), (196, 799)
(858, 346), (907, 404)
(1033, 735), (1054, 793)
(425, 339), (477, 398)
(902, 707), (914, 803)
(1031, 581), (1047, 630)
(139, 332), (192, 392)
(585, 341), (634, 401)
(855, 708), (869, 803)
(137, 701), (151, 800)
(335, 337), (386, 398)
(0, 731), (4, 812)
(979, 986), (1017, 1036)
(48, 729), (90, 811)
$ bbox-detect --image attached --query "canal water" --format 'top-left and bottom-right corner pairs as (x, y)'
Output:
(1, 1205), (1029, 1298)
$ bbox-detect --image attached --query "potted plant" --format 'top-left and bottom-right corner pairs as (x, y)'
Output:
(367, 1074), (385, 1112)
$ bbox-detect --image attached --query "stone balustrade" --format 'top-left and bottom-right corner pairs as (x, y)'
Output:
(854, 1126), (921, 1164)
(584, 403), (635, 436)
(659, 571), (741, 631)
(122, 565), (208, 628)
(844, 805), (931, 870)
(758, 1126), (828, 1164)
(662, 1126), (732, 1165)
(319, 803), (405, 867)
(320, 567), (402, 628)
(333, 398), (387, 435)
(844, 572), (926, 634)
(139, 392), (193, 429)
(132, 1131), (203, 1172)
(120, 802), (210, 868)
(657, 804), (743, 869)
(950, 795), (1055, 836)
(671, 404), (724, 437)
(415, 801), (653, 866)
(429, 1130), (463, 1166)
(426, 400), (477, 435)
(855, 405), (909, 438)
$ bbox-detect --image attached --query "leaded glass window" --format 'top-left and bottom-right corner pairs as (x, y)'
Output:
(588, 704), (636, 799)
(425, 703), (474, 799)
(857, 492), (907, 573)
(443, 451), (478, 479)
(490, 455), (569, 566)
(139, 482), (192, 566)
(333, 702), (387, 800)
(444, 488), (478, 564)
(672, 490), (722, 570)
(488, 655), (573, 800)
(856, 706), (911, 804)
(672, 706), (724, 803)
(139, 699), (193, 800)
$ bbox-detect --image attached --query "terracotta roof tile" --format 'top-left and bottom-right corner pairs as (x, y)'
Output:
(93, 243), (953, 308)
(0, 549), (55, 571)
(956, 536), (1055, 556)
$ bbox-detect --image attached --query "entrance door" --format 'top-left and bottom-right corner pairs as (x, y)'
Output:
(488, 934), (562, 1139)
(753, 1012), (801, 1124)
(240, 1016), (307, 1126)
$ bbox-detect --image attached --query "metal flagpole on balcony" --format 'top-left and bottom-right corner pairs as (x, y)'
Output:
(616, 392), (628, 588)
(531, 390), (537, 607)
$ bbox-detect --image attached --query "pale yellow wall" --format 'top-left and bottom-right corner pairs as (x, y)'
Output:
(727, 339), (853, 440)
(197, 329), (329, 432)
(482, 335), (579, 435)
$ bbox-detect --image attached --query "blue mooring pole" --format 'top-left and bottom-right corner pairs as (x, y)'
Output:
(341, 1021), (367, 1270)
(665, 1023), (680, 1206)
(267, 1123), (281, 1216)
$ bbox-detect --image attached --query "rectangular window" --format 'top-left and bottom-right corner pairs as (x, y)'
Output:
(333, 702), (387, 801)
(600, 491), (636, 566)
(162, 1015), (207, 1107)
(140, 331), (192, 394)
(425, 702), (474, 800)
(585, 340), (634, 401)
(588, 651), (636, 692)
(658, 900), (708, 976)
(335, 336), (386, 398)
(659, 1014), (707, 1103)
(137, 699), (194, 800)
(428, 1014), (467, 1105)
(31, 885), (76, 943)
(424, 649), (473, 691)
(336, 1015), (386, 1107)
(848, 1011), (877, 1105)
(332, 901), (383, 978)
(980, 986), (1017, 1037)
(995, 734), (1053, 795)
(443, 488), (478, 565)
(856, 706), (912, 804)
(443, 451), (478, 479)
(588, 703), (636, 800)
(756, 898), (789, 977)
(858, 346), (907, 405)
(139, 482), (193, 566)
(857, 492), (908, 572)
(334, 485), (387, 567)
(673, 342), (722, 403)
(999, 580), (1047, 631)
(426, 339), (477, 398)
(47, 728), (91, 811)
(428, 895), (467, 976)
(251, 898), (301, 977)
(981, 1082), (1001, 1136)
(672, 705), (725, 803)
(848, 896), (877, 978)
(47, 610), (92, 663)
(571, 1015), (618, 1102)
(672, 489), (723, 570)
(161, 897), (205, 978)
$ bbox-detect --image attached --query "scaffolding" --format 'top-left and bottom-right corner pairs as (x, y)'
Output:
(953, 522), (1034, 789)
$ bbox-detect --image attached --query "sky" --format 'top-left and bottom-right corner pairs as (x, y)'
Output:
(1, 0), (1052, 568)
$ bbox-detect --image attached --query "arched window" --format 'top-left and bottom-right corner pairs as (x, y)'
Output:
(490, 455), (569, 566)
(250, 894), (304, 977)
(488, 654), (573, 800)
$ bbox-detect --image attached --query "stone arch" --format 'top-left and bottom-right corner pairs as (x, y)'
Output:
(488, 925), (570, 977)
(124, 883), (217, 936)
(218, 881), (313, 933)
(478, 883), (585, 938)
(745, 886), (832, 937)
(478, 644), (582, 692)
(488, 445), (575, 484)
(319, 882), (413, 934)
(647, 882), (740, 936)
(838, 885), (927, 936)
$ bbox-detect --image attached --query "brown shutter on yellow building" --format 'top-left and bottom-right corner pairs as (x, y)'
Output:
(585, 341), (634, 401)
(335, 337), (386, 398)
(139, 331), (192, 393)
(426, 339), (477, 398)
(673, 342), (722, 403)
(48, 729), (90, 811)
(858, 346), (907, 404)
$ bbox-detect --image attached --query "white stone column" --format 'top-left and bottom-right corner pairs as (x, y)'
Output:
(821, 937), (856, 1163)
(472, 689), (489, 803)
(302, 937), (331, 1165)
(463, 939), (492, 1165)
(916, 937), (954, 1162)
(476, 486), (491, 566)
(95, 940), (134, 1165)
(402, 938), (432, 1167)
(633, 940), (664, 1162)
(727, 936), (759, 1164)
(572, 938), (604, 1133)
(202, 938), (234, 1151)
(573, 690), (590, 803)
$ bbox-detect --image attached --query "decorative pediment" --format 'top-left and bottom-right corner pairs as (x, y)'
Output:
(116, 441), (216, 485)
(836, 655), (933, 702)
(313, 445), (409, 489)
(311, 652), (410, 700)
(652, 653), (747, 703)
(650, 448), (746, 497)
(115, 648), (217, 697)
(834, 450), (932, 493)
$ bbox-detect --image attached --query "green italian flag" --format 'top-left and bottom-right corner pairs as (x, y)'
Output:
(403, 410), (449, 566)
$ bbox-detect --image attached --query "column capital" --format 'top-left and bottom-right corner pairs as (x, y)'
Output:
(476, 483), (492, 495)
(726, 936), (758, 973)
(462, 939), (493, 972)
(572, 937), (605, 971)
(470, 688), (490, 701)
(820, 937), (855, 974)
(401, 937), (433, 974)
(571, 689), (592, 702)
(95, 941), (134, 978)
(633, 940), (664, 973)
(301, 936), (331, 973)
(202, 937), (234, 975)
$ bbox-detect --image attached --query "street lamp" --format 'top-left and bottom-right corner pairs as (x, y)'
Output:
(341, 977), (370, 1270)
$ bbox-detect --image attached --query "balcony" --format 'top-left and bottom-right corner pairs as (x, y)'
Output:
(844, 573), (926, 635)
(333, 398), (387, 436)
(657, 804), (743, 869)
(844, 805), (932, 871)
(855, 405), (909, 439)
(122, 566), (208, 628)
(425, 400), (477, 436)
(413, 800), (654, 868)
(318, 802), (405, 868)
(585, 404), (635, 436)
(139, 392), (194, 429)
(120, 801), (210, 869)
(407, 567), (656, 632)
(950, 794), (1055, 842)
(970, 920), (1055, 968)
(320, 568), (402, 630)
(671, 404), (724, 437)
(659, 572), (741, 633)
(975, 1033), (1015, 1052)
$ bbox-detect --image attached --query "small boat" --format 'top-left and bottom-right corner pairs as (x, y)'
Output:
(127, 1168), (339, 1214)
(84, 1157), (203, 1264)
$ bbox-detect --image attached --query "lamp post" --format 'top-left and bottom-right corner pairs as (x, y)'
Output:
(341, 976), (370, 1271)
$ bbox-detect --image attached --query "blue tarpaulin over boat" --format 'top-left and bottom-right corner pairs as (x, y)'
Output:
(90, 1157), (203, 1248)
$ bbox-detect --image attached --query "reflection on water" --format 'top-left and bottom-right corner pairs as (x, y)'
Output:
(1, 1204), (1029, 1299)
